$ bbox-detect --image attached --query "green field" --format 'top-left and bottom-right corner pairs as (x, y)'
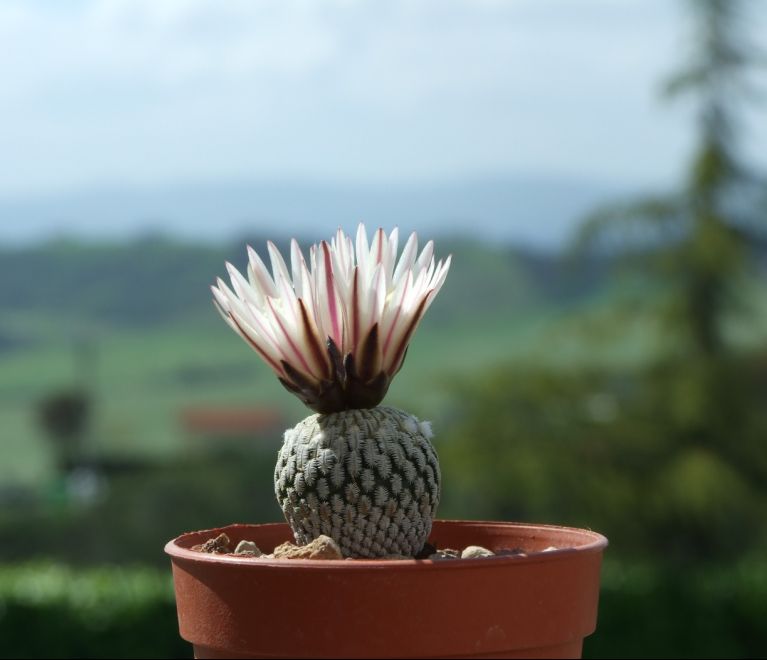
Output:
(1, 237), (765, 491)
(0, 308), (552, 487)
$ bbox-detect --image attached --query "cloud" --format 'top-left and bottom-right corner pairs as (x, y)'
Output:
(1, 0), (338, 95)
(0, 0), (711, 197)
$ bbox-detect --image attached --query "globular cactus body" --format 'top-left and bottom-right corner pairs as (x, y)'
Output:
(275, 406), (441, 558)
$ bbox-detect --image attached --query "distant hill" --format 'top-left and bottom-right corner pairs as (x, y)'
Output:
(0, 236), (607, 336)
(0, 177), (621, 248)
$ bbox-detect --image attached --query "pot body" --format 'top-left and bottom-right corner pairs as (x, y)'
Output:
(165, 520), (607, 659)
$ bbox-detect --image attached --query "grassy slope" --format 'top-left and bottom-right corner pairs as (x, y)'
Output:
(0, 309), (542, 486)
(0, 304), (671, 486)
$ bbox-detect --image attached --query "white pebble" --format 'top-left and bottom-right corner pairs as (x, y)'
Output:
(461, 545), (495, 559)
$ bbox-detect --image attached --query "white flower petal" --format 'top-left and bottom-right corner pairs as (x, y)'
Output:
(330, 244), (351, 302)
(415, 240), (434, 276)
(355, 223), (371, 285)
(382, 290), (432, 375)
(370, 227), (386, 266)
(380, 270), (412, 358)
(211, 282), (232, 314)
(317, 240), (344, 347)
(349, 266), (362, 351)
(332, 228), (354, 281)
(214, 277), (251, 322)
(372, 263), (387, 324)
(242, 299), (284, 353)
(266, 296), (321, 382)
(213, 224), (449, 403)
(218, 275), (293, 369)
(392, 231), (418, 288)
(384, 227), (399, 287)
(246, 245), (277, 298)
(226, 262), (265, 311)
(267, 241), (293, 296)
(221, 304), (286, 377)
(296, 298), (332, 379)
(424, 256), (452, 310)
(406, 263), (431, 312)
(290, 239), (307, 299)
(298, 258), (316, 315)
(355, 262), (379, 341)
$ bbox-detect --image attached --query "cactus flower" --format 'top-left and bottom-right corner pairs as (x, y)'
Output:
(211, 225), (451, 414)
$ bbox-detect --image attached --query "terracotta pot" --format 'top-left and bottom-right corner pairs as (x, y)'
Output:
(165, 520), (607, 659)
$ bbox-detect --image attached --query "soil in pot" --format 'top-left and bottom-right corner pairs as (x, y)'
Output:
(190, 530), (559, 562)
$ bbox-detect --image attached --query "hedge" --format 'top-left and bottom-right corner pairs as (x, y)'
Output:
(0, 563), (187, 659)
(1, 560), (765, 658)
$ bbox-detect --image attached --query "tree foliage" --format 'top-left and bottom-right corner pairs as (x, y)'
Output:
(576, 0), (766, 359)
(442, 0), (767, 567)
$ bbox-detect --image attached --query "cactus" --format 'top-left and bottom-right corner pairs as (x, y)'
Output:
(275, 407), (440, 557)
(213, 225), (450, 557)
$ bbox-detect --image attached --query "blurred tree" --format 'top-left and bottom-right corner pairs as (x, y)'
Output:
(568, 0), (767, 558)
(439, 361), (767, 561)
(37, 390), (90, 474)
(441, 0), (767, 565)
(577, 0), (765, 359)
(36, 337), (98, 476)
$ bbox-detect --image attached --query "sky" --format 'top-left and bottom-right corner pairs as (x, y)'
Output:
(0, 0), (764, 245)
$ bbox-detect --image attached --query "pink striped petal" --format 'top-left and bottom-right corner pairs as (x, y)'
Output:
(266, 296), (321, 382)
(384, 291), (432, 376)
(381, 270), (412, 358)
(319, 240), (343, 347)
(212, 224), (450, 411)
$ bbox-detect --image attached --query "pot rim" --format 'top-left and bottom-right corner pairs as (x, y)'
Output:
(165, 519), (608, 571)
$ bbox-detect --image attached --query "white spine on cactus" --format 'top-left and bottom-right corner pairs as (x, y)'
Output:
(275, 406), (441, 558)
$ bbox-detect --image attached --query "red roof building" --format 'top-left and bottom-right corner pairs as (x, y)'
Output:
(180, 406), (283, 438)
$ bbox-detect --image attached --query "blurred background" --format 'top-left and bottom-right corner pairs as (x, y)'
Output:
(1, 0), (766, 657)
